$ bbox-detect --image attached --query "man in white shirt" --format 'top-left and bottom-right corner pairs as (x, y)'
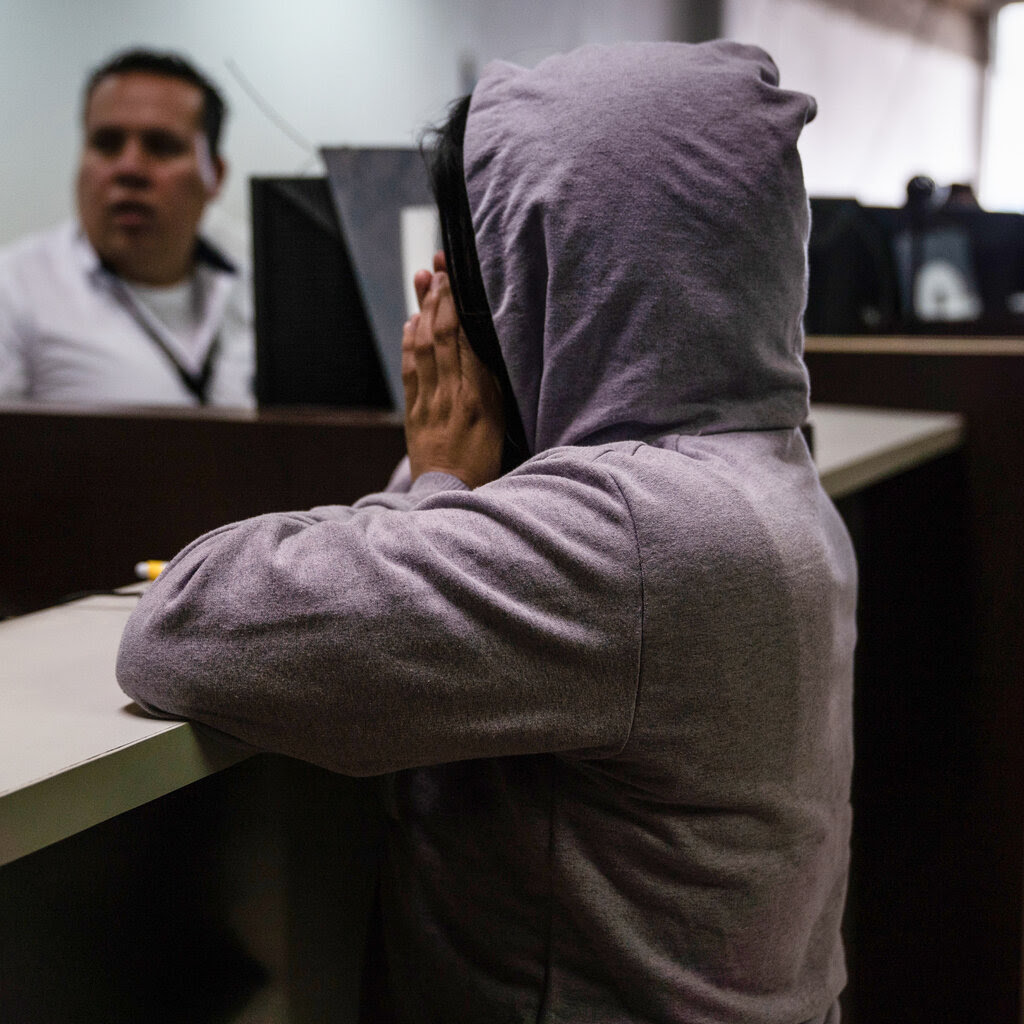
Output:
(0, 49), (254, 406)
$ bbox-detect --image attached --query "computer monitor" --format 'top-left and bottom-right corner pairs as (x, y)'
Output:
(806, 196), (1024, 336)
(251, 175), (390, 408)
(251, 147), (439, 409)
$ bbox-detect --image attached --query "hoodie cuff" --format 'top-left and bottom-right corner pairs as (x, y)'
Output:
(409, 471), (472, 496)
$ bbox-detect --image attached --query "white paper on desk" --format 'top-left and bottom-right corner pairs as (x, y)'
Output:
(401, 205), (441, 317)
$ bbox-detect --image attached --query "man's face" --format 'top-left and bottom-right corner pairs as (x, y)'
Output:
(76, 72), (224, 285)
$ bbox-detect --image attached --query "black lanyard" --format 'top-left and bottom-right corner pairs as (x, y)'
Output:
(132, 315), (221, 405)
(106, 269), (222, 405)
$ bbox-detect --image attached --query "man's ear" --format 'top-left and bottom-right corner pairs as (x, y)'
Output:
(196, 135), (226, 197)
(208, 156), (227, 198)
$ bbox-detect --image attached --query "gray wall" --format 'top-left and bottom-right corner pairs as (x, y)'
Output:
(724, 0), (988, 206)
(0, 0), (1002, 252)
(0, 0), (679, 248)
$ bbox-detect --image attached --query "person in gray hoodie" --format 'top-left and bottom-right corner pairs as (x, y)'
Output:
(117, 40), (857, 1024)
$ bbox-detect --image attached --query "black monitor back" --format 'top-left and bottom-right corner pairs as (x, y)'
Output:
(806, 196), (1024, 336)
(251, 176), (391, 408)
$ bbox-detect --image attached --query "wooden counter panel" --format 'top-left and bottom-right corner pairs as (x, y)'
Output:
(805, 345), (1024, 1024)
(0, 405), (406, 617)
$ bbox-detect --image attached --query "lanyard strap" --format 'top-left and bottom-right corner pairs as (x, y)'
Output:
(106, 272), (223, 405)
(131, 313), (221, 405)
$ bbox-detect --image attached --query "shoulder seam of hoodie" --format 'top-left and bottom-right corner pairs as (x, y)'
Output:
(586, 452), (647, 757)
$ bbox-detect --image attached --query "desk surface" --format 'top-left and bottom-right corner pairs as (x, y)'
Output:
(0, 404), (964, 867)
(0, 594), (247, 866)
(806, 334), (1024, 356)
(811, 403), (963, 500)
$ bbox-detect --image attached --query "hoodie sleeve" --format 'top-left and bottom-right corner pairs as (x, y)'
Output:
(116, 455), (643, 776)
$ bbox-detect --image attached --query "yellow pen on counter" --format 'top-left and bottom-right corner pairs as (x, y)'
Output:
(134, 560), (168, 581)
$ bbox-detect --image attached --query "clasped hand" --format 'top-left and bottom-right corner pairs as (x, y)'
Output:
(402, 252), (505, 489)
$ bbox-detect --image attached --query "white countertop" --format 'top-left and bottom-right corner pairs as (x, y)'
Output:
(0, 595), (247, 865)
(811, 404), (964, 499)
(0, 404), (964, 867)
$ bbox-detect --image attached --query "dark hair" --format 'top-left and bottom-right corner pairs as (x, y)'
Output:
(83, 48), (227, 160)
(423, 96), (528, 469)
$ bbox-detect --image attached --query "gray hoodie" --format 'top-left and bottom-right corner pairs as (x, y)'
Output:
(118, 40), (856, 1024)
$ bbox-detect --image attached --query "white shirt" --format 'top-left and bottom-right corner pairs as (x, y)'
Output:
(122, 278), (205, 372)
(0, 221), (254, 407)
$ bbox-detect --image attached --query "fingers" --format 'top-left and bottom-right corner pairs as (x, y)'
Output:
(401, 257), (504, 488)
(429, 272), (460, 338)
(413, 292), (440, 400)
(402, 269), (464, 418)
(413, 268), (432, 311)
(401, 313), (419, 412)
(413, 250), (445, 311)
(405, 263), (445, 415)
(429, 280), (462, 393)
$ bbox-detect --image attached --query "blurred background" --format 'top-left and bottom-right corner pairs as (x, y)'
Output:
(3, 5), (1023, 1024)
(0, 0), (1020, 248)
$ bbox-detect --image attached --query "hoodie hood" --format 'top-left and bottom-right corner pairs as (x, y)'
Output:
(463, 40), (817, 454)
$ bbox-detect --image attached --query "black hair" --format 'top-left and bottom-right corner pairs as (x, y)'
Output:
(83, 48), (227, 160)
(423, 96), (529, 470)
